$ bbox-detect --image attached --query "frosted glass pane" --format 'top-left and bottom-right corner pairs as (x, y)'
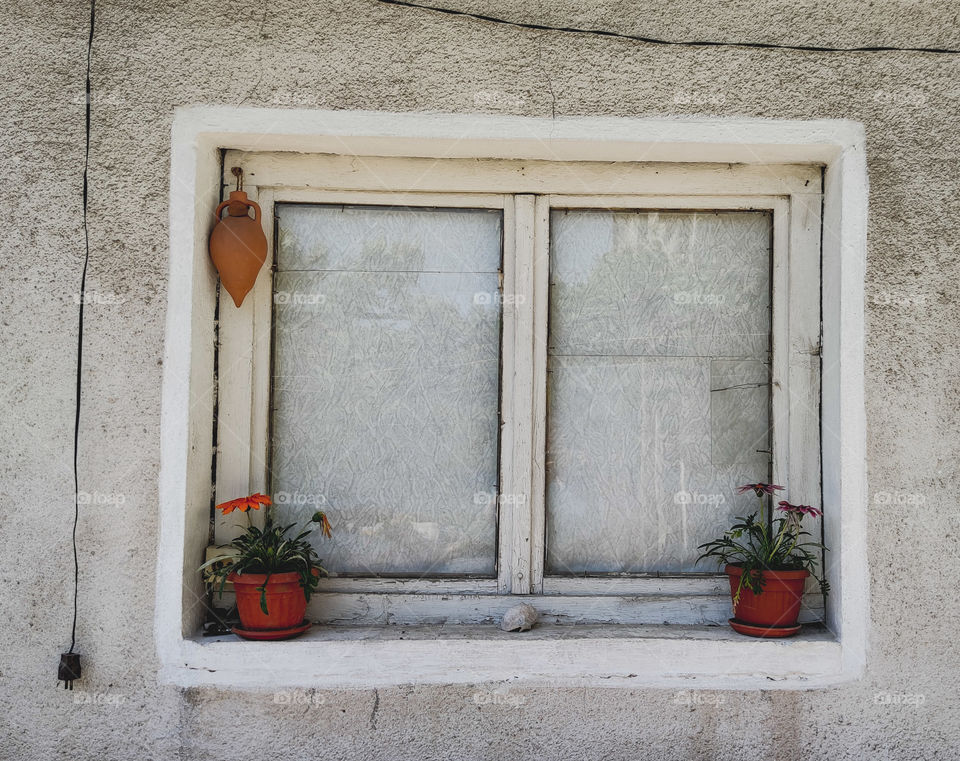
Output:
(276, 204), (502, 273)
(546, 210), (772, 574)
(549, 210), (771, 357)
(271, 205), (502, 576)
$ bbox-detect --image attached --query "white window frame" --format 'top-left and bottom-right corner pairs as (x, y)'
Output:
(158, 108), (868, 689)
(214, 153), (823, 626)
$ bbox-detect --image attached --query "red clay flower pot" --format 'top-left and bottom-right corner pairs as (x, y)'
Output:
(228, 571), (308, 631)
(725, 564), (808, 633)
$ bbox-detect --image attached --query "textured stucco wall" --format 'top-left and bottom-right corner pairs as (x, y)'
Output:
(1, 1), (959, 759)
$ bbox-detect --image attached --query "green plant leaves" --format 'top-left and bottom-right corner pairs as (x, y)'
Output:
(696, 511), (829, 597)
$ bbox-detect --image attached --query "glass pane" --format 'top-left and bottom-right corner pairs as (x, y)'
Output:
(276, 203), (502, 273)
(271, 205), (502, 576)
(546, 210), (772, 574)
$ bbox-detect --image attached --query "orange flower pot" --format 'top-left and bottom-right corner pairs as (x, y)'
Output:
(228, 571), (308, 632)
(725, 564), (808, 636)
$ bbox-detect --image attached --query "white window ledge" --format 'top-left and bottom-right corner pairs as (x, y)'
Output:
(158, 107), (869, 692)
(163, 624), (842, 691)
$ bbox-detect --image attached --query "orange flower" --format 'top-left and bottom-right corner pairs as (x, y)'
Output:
(216, 493), (272, 515)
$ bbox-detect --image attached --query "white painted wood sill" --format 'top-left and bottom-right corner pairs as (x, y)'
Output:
(167, 623), (841, 690)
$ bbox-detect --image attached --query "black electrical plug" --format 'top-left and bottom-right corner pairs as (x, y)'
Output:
(58, 653), (81, 690)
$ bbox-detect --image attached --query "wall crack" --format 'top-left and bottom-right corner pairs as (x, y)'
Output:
(369, 688), (380, 730)
(375, 0), (960, 55)
(536, 34), (556, 120)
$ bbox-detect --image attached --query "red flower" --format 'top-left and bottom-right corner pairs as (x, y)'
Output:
(777, 500), (822, 518)
(216, 493), (272, 515)
(737, 483), (785, 497)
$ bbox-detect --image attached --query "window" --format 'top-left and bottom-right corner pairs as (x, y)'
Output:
(159, 108), (867, 688)
(213, 154), (822, 626)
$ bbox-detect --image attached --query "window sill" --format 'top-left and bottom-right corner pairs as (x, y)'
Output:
(161, 622), (847, 691)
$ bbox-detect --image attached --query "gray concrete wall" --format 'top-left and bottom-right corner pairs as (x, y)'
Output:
(1, 1), (958, 758)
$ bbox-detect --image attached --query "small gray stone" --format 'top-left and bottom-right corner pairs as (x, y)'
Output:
(501, 603), (539, 632)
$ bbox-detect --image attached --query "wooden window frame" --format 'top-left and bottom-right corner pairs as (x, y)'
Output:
(213, 153), (822, 626)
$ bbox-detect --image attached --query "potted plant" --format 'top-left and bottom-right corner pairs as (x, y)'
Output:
(200, 493), (333, 640)
(697, 483), (828, 638)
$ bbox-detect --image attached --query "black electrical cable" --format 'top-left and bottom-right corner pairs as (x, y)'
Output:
(377, 0), (960, 55)
(59, 0), (94, 691)
(69, 0), (95, 658)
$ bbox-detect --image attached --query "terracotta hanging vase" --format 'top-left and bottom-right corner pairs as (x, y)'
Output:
(209, 182), (267, 308)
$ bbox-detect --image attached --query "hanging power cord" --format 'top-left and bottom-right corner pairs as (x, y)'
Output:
(377, 0), (960, 55)
(59, 0), (95, 691)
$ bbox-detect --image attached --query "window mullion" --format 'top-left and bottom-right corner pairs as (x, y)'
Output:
(500, 194), (537, 594)
(497, 196), (517, 593)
